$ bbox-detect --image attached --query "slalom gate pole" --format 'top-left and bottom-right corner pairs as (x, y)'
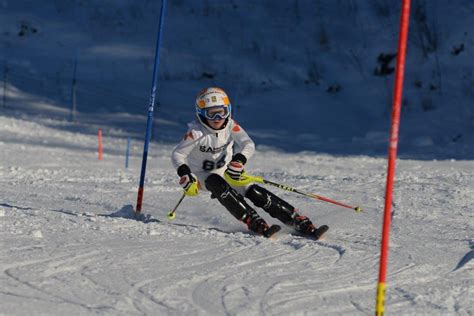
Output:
(98, 129), (103, 160)
(69, 52), (78, 122)
(3, 61), (7, 108)
(125, 137), (131, 169)
(375, 1), (411, 315)
(135, 0), (168, 214)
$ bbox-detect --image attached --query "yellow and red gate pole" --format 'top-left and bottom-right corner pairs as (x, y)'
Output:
(376, 1), (411, 315)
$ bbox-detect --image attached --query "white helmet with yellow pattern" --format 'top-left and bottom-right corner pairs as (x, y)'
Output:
(195, 87), (232, 130)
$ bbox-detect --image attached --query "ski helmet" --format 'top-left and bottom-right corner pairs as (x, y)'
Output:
(195, 87), (232, 130)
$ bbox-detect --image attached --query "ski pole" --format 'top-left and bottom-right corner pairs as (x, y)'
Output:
(260, 178), (361, 212)
(224, 173), (362, 212)
(167, 192), (185, 220)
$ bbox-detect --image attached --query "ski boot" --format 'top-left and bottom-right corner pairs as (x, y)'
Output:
(294, 214), (329, 240)
(244, 210), (281, 238)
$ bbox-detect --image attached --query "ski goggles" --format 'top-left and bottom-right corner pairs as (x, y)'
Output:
(199, 105), (231, 120)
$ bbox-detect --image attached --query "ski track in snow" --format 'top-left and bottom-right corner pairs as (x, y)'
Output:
(1, 114), (473, 315)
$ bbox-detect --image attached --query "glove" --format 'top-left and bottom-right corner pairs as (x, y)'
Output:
(225, 160), (245, 180)
(179, 173), (199, 196)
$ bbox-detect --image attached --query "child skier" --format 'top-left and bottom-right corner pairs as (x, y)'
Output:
(171, 87), (328, 239)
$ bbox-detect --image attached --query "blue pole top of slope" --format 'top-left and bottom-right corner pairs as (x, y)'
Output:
(148, 0), (167, 114)
(136, 0), (168, 198)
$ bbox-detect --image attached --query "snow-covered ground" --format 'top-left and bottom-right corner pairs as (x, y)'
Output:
(1, 113), (473, 315)
(1, 0), (473, 315)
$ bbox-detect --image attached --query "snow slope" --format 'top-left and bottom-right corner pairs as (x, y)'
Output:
(1, 0), (473, 315)
(1, 113), (473, 315)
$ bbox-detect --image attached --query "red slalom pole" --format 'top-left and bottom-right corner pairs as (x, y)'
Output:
(376, 1), (411, 315)
(98, 128), (103, 160)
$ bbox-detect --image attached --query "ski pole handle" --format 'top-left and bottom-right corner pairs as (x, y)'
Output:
(167, 192), (186, 220)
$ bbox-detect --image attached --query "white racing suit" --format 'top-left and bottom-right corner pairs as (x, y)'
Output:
(171, 119), (255, 195)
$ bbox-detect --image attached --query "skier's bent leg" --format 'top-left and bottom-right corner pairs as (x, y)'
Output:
(245, 185), (319, 235)
(245, 185), (295, 223)
(204, 174), (269, 235)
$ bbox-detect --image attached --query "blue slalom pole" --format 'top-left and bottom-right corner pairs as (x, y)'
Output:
(125, 137), (131, 169)
(135, 0), (167, 214)
(69, 52), (78, 122)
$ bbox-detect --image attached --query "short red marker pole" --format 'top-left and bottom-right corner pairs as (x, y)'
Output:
(98, 129), (103, 160)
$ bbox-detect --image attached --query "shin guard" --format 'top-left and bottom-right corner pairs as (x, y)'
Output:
(245, 185), (296, 224)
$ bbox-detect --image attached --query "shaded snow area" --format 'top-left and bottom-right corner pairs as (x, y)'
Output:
(0, 114), (473, 315)
(1, 1), (473, 157)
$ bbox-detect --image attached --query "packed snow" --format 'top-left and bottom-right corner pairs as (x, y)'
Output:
(1, 113), (473, 315)
(1, 0), (473, 315)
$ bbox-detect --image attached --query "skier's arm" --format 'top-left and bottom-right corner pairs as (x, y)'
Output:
(225, 122), (255, 181)
(171, 129), (202, 174)
(171, 129), (202, 196)
(230, 121), (255, 163)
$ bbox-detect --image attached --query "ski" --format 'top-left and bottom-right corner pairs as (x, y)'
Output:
(289, 225), (329, 240)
